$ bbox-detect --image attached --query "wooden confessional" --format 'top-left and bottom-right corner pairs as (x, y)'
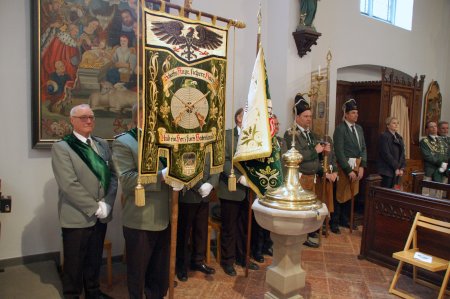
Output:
(336, 67), (425, 192)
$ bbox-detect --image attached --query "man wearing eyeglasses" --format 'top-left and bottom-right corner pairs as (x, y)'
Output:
(52, 104), (117, 299)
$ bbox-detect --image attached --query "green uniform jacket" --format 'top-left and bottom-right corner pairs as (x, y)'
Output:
(333, 122), (367, 175)
(179, 154), (219, 204)
(217, 128), (248, 201)
(52, 136), (118, 228)
(419, 136), (449, 182)
(283, 127), (337, 175)
(112, 133), (170, 231)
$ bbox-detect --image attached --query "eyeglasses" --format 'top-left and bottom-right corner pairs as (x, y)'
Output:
(73, 115), (95, 122)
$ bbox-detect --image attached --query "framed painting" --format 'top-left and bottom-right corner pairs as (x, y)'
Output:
(31, 0), (165, 148)
(310, 67), (329, 139)
(422, 80), (442, 136)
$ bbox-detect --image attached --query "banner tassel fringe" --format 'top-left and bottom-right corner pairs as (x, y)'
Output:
(135, 181), (145, 207)
(228, 173), (236, 191)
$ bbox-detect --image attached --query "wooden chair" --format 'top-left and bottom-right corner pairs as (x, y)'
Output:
(389, 212), (450, 299)
(206, 217), (221, 264)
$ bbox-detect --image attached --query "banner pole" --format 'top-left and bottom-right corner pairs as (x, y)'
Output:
(169, 189), (179, 299)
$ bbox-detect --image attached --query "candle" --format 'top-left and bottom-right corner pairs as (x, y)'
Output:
(318, 65), (321, 76)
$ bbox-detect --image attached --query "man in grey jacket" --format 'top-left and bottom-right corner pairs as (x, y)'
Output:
(112, 104), (182, 299)
(52, 104), (117, 299)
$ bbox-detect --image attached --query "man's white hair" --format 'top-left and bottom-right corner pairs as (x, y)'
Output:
(70, 104), (92, 116)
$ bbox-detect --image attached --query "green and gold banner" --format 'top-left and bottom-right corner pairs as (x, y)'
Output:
(234, 47), (283, 197)
(139, 9), (227, 187)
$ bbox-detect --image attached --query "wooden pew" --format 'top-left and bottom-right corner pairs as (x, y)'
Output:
(359, 177), (450, 288)
(411, 171), (450, 199)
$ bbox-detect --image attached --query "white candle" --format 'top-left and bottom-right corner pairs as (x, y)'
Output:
(318, 65), (321, 76)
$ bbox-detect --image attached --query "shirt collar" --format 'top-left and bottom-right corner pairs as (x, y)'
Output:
(344, 119), (355, 129)
(296, 124), (308, 133)
(73, 131), (91, 144)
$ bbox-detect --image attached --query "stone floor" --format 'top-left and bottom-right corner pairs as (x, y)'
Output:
(98, 226), (446, 299)
(0, 226), (447, 298)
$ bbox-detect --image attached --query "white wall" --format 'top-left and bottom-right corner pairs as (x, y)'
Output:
(0, 0), (449, 261)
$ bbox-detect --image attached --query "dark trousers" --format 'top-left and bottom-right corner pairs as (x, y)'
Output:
(176, 201), (209, 270)
(251, 217), (272, 256)
(123, 226), (170, 299)
(380, 175), (395, 188)
(219, 197), (249, 266)
(61, 220), (107, 299)
(331, 199), (352, 228)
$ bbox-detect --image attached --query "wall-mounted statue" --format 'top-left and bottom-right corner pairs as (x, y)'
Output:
(298, 0), (319, 30)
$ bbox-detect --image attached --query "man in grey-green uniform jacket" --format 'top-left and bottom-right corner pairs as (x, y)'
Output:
(112, 105), (182, 299)
(217, 108), (259, 276)
(284, 95), (338, 240)
(420, 121), (449, 197)
(52, 104), (117, 299)
(175, 154), (218, 282)
(332, 99), (367, 233)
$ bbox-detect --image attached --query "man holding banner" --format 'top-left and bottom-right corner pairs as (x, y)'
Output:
(218, 108), (259, 276)
(112, 104), (183, 299)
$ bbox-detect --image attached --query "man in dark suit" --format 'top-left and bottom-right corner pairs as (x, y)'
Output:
(112, 104), (183, 299)
(52, 104), (117, 299)
(332, 99), (367, 233)
(175, 154), (218, 282)
(377, 117), (406, 188)
(284, 95), (338, 241)
(217, 108), (259, 276)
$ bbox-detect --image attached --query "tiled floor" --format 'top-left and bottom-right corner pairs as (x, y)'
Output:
(99, 226), (448, 299)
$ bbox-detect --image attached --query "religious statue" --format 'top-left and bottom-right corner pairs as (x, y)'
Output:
(299, 0), (319, 29)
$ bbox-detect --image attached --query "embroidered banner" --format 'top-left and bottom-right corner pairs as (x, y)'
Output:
(140, 9), (227, 187)
(234, 47), (283, 197)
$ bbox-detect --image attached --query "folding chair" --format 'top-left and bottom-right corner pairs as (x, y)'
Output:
(389, 212), (450, 299)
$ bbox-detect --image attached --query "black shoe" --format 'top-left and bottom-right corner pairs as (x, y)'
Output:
(191, 263), (216, 275)
(236, 260), (259, 270)
(303, 239), (319, 248)
(308, 232), (319, 239)
(98, 292), (114, 299)
(330, 226), (341, 234)
(252, 253), (264, 263)
(262, 247), (273, 256)
(222, 264), (237, 276)
(341, 222), (358, 230)
(176, 269), (188, 282)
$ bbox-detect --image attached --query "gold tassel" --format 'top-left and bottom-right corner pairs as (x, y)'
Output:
(228, 172), (236, 191)
(135, 181), (145, 207)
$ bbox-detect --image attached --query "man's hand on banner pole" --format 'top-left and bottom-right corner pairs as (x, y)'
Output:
(198, 183), (214, 197)
(162, 167), (185, 191)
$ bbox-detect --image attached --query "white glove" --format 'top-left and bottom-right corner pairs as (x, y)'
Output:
(198, 183), (214, 198)
(238, 175), (249, 187)
(162, 168), (168, 181)
(439, 162), (448, 173)
(95, 201), (111, 219)
(171, 181), (184, 191)
(348, 158), (357, 169)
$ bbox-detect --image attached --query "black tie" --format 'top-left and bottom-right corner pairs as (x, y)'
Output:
(86, 138), (91, 146)
(305, 130), (312, 145)
(351, 125), (359, 147)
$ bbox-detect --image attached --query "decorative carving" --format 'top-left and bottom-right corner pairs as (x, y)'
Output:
(292, 28), (321, 58)
(374, 200), (415, 221)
